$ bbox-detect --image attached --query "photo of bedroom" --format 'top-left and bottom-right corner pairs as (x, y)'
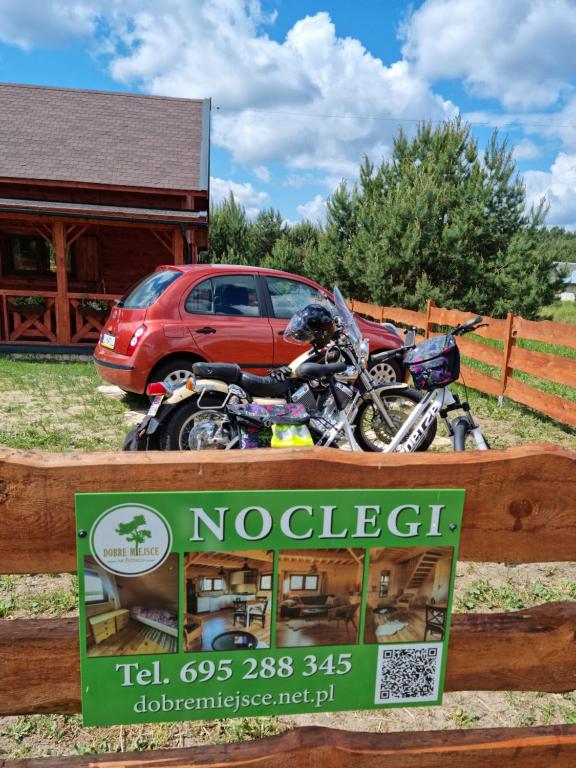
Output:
(84, 554), (179, 657)
(276, 549), (364, 648)
(183, 551), (273, 652)
(364, 547), (454, 644)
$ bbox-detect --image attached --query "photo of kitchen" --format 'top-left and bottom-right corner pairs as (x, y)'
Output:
(83, 554), (179, 657)
(183, 551), (273, 651)
(276, 549), (365, 648)
(363, 547), (454, 644)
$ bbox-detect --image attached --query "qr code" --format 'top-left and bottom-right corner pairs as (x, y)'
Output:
(374, 643), (443, 704)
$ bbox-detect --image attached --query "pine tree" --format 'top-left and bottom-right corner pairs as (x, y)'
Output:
(331, 118), (557, 318)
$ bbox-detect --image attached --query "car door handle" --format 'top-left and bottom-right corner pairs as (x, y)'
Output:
(196, 326), (216, 334)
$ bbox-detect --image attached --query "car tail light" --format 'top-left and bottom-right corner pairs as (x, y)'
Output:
(128, 324), (147, 354)
(146, 382), (168, 396)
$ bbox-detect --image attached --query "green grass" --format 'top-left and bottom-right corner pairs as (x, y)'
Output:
(0, 574), (78, 618)
(0, 356), (144, 451)
(539, 301), (576, 323)
(457, 578), (576, 612)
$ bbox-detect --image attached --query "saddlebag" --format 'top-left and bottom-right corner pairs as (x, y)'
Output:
(227, 403), (313, 448)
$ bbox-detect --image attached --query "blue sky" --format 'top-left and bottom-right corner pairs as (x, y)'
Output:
(1, 0), (576, 227)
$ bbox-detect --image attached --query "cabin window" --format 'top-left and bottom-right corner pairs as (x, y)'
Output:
(4, 235), (72, 276)
(200, 577), (225, 592)
(84, 569), (108, 604)
(289, 574), (319, 591)
(259, 574), (272, 590)
(379, 570), (391, 597)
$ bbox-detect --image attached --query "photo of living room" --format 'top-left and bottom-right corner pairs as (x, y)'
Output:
(183, 551), (273, 652)
(363, 547), (454, 644)
(84, 554), (179, 657)
(276, 549), (365, 648)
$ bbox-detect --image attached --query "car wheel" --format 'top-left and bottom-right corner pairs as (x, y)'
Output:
(368, 356), (402, 385)
(150, 357), (197, 390)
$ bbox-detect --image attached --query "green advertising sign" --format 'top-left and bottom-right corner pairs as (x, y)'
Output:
(76, 489), (464, 726)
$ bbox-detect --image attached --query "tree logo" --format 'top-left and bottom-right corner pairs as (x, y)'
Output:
(90, 504), (172, 576)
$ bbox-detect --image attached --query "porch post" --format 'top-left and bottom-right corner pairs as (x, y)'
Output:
(53, 222), (70, 344)
(172, 228), (184, 265)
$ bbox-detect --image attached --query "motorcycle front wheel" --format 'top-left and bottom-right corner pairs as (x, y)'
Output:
(158, 394), (235, 451)
(353, 387), (436, 452)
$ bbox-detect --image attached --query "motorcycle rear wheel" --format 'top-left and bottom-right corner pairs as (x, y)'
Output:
(353, 387), (436, 452)
(158, 394), (234, 451)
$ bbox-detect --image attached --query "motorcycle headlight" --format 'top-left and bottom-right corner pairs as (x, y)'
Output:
(359, 339), (370, 368)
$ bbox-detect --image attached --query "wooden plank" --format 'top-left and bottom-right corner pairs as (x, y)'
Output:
(429, 306), (507, 342)
(509, 346), (576, 390)
(458, 363), (501, 396)
(379, 306), (427, 328)
(1, 603), (575, 716)
(0, 446), (575, 573)
(514, 316), (576, 350)
(349, 301), (426, 328)
(505, 378), (576, 429)
(349, 299), (383, 321)
(456, 337), (502, 369)
(4, 725), (576, 768)
(500, 313), (515, 397)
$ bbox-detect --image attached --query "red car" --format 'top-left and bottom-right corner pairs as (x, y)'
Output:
(94, 264), (403, 394)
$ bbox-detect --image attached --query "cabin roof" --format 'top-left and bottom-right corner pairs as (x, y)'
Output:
(0, 82), (210, 192)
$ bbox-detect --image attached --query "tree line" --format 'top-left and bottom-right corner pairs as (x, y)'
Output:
(204, 119), (570, 320)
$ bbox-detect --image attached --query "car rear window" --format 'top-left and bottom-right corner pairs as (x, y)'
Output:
(117, 270), (182, 309)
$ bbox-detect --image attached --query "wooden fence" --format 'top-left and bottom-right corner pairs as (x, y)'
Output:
(1, 444), (576, 766)
(349, 298), (576, 429)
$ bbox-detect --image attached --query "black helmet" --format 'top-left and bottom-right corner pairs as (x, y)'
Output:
(283, 304), (336, 347)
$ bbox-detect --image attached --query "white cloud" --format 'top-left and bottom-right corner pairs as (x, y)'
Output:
(524, 153), (576, 229)
(253, 165), (271, 183)
(403, 0), (576, 110)
(4, 1), (455, 179)
(0, 0), (99, 48)
(513, 138), (541, 161)
(210, 176), (269, 218)
(297, 194), (326, 224)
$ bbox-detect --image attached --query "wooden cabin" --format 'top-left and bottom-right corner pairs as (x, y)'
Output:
(276, 549), (365, 647)
(184, 551), (274, 652)
(0, 83), (209, 350)
(84, 554), (179, 657)
(364, 547), (453, 644)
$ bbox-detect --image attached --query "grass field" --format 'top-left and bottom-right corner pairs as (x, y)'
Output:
(0, 353), (575, 759)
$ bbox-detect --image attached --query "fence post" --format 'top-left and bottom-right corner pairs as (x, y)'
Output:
(499, 312), (515, 405)
(424, 300), (435, 339)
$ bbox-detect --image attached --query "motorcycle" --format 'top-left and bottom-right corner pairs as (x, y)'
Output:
(123, 288), (436, 453)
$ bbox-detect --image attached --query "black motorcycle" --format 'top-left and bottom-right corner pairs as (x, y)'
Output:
(124, 288), (436, 453)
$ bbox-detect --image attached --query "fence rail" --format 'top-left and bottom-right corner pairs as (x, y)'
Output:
(349, 299), (576, 428)
(0, 445), (575, 767)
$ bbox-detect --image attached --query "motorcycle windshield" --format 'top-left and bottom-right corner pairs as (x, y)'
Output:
(333, 286), (362, 352)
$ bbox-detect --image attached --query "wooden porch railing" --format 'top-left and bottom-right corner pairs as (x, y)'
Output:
(0, 445), (575, 766)
(350, 299), (576, 429)
(0, 290), (120, 345)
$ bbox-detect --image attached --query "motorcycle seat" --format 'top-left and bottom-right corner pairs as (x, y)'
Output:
(192, 362), (242, 384)
(240, 373), (292, 398)
(296, 361), (348, 379)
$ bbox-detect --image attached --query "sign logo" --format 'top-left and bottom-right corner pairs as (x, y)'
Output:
(90, 504), (172, 576)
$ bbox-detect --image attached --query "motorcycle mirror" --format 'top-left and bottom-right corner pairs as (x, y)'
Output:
(404, 328), (416, 347)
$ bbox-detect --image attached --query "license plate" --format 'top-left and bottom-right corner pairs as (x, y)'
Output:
(101, 332), (115, 350)
(147, 395), (164, 417)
